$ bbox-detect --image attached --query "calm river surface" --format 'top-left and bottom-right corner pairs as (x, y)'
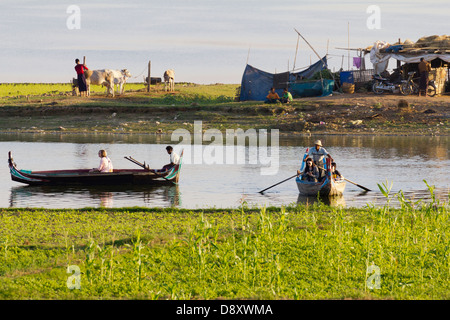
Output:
(0, 133), (448, 209)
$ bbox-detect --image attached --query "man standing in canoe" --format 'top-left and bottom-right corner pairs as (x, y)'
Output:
(304, 140), (333, 179)
(75, 58), (89, 97)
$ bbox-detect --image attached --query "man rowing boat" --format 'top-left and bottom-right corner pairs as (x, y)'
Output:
(304, 140), (333, 179)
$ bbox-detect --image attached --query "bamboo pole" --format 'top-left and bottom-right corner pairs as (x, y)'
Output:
(293, 28), (336, 90)
(147, 60), (151, 93)
(246, 47), (251, 65)
(348, 22), (350, 70)
(294, 28), (326, 68)
(293, 34), (300, 70)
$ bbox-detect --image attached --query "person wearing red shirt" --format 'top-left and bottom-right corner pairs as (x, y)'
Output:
(74, 58), (89, 96)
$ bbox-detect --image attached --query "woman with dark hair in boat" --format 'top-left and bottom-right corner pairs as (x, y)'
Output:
(299, 157), (319, 182)
(90, 150), (113, 173)
(331, 162), (342, 180)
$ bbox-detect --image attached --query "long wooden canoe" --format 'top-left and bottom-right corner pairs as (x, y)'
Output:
(8, 151), (183, 186)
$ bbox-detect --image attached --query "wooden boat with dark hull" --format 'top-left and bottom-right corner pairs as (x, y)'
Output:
(296, 175), (346, 197)
(8, 151), (183, 186)
(296, 156), (346, 197)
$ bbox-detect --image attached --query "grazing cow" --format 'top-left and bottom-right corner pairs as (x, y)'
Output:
(110, 69), (132, 95)
(163, 69), (175, 92)
(85, 69), (115, 97)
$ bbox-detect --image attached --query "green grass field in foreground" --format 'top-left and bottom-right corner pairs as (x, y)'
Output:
(0, 186), (448, 300)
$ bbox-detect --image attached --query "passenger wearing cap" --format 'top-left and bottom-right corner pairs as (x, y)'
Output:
(304, 140), (333, 180)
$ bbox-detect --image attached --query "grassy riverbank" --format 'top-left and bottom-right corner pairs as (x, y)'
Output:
(0, 191), (448, 300)
(0, 83), (448, 135)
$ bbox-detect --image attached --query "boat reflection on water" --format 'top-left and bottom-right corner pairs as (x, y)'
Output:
(98, 191), (113, 207)
(297, 194), (346, 208)
(9, 184), (181, 209)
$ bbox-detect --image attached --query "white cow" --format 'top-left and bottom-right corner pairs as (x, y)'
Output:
(110, 69), (132, 95)
(163, 69), (175, 92)
(85, 69), (115, 97)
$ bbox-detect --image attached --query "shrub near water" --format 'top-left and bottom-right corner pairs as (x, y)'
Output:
(0, 189), (449, 300)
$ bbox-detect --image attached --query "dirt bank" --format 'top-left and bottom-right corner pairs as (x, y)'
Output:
(0, 91), (448, 136)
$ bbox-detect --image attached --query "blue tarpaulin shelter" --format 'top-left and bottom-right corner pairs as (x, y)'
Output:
(239, 56), (328, 101)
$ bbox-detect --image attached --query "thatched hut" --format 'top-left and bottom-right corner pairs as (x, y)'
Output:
(368, 35), (450, 95)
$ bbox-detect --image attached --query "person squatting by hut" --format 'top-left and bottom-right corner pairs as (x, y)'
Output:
(75, 58), (89, 97)
(280, 88), (293, 103)
(265, 87), (280, 104)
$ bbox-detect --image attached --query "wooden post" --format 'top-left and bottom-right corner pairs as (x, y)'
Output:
(287, 60), (290, 90)
(347, 22), (350, 70)
(83, 56), (86, 65)
(147, 60), (151, 93)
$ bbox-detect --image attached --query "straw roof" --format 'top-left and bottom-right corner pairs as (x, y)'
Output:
(389, 35), (450, 54)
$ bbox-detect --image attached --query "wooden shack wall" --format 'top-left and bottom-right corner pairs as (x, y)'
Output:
(429, 67), (448, 95)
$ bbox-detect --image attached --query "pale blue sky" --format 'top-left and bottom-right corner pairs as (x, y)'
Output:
(0, 0), (448, 83)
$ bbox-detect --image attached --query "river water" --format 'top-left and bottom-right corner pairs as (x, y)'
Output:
(0, 133), (448, 209)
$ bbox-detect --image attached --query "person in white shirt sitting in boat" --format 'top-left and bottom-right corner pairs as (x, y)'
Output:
(304, 140), (333, 180)
(299, 157), (320, 182)
(90, 149), (113, 173)
(161, 146), (180, 172)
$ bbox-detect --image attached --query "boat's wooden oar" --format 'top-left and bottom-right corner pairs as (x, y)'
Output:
(124, 156), (150, 170)
(259, 147), (309, 194)
(124, 156), (174, 182)
(343, 178), (371, 192)
(258, 174), (298, 194)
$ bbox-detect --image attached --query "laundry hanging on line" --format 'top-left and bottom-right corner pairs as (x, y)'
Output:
(353, 57), (362, 69)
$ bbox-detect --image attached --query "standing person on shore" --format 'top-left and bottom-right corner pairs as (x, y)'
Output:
(75, 58), (89, 97)
(418, 57), (431, 97)
(304, 140), (333, 179)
